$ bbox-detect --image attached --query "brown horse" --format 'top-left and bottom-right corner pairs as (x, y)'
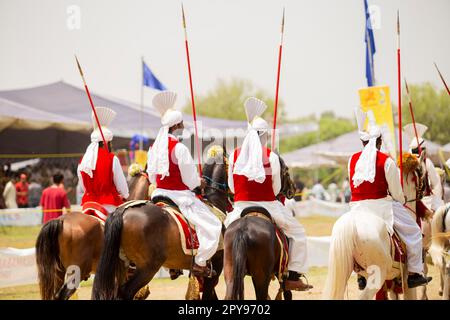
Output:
(223, 156), (296, 300)
(91, 149), (229, 300)
(35, 167), (150, 300)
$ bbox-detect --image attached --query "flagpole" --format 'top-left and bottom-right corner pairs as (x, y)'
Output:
(404, 79), (422, 155)
(434, 62), (450, 95)
(271, 8), (285, 151)
(140, 56), (144, 150)
(397, 11), (403, 188)
(75, 55), (109, 153)
(181, 4), (202, 176)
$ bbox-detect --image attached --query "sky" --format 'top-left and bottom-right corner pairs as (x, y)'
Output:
(0, 0), (449, 120)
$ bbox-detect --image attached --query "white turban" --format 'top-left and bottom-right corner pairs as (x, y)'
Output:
(352, 109), (382, 188)
(233, 97), (268, 183)
(404, 123), (428, 152)
(79, 107), (116, 178)
(147, 91), (182, 179)
(79, 107), (117, 178)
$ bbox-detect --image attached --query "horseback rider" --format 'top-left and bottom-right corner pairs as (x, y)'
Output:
(225, 97), (312, 291)
(146, 91), (222, 278)
(77, 107), (129, 218)
(405, 123), (445, 212)
(351, 110), (431, 289)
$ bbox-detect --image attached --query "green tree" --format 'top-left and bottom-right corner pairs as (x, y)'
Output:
(279, 112), (356, 153)
(401, 83), (449, 145)
(182, 78), (285, 122)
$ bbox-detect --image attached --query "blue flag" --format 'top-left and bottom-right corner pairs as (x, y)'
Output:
(143, 61), (167, 90)
(364, 0), (376, 87)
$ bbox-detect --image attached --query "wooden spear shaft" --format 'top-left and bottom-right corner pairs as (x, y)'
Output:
(75, 55), (109, 153)
(182, 4), (202, 176)
(272, 8), (285, 151)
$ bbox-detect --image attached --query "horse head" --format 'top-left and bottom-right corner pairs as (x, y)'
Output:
(203, 145), (231, 213)
(127, 163), (151, 200)
(279, 155), (296, 200)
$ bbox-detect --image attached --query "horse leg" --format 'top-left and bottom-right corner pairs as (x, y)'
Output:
(119, 263), (160, 300)
(444, 262), (450, 300)
(251, 272), (272, 300)
(417, 257), (429, 300)
(202, 250), (223, 300)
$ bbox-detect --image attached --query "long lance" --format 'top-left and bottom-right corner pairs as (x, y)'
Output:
(434, 62), (450, 95)
(396, 11), (403, 188)
(271, 8), (285, 151)
(404, 79), (422, 155)
(75, 56), (109, 153)
(181, 4), (202, 176)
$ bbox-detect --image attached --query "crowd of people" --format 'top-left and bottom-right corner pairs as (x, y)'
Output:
(0, 160), (78, 222)
(291, 177), (352, 203)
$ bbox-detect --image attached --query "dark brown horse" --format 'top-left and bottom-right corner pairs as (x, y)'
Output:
(223, 156), (296, 300)
(91, 148), (229, 300)
(35, 167), (150, 300)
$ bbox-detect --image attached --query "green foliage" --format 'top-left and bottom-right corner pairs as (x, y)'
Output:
(279, 112), (356, 153)
(182, 78), (285, 121)
(401, 83), (450, 145)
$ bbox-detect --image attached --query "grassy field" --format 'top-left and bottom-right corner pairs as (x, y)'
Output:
(0, 216), (444, 300)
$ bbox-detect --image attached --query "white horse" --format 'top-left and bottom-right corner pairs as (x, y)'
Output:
(429, 203), (450, 299)
(323, 153), (426, 300)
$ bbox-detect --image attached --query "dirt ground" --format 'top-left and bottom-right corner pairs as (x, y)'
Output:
(0, 216), (445, 300)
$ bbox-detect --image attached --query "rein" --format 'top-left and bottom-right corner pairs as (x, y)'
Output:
(203, 175), (228, 193)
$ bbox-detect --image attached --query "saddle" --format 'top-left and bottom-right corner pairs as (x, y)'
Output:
(151, 196), (226, 256)
(240, 206), (290, 280)
(82, 201), (108, 223)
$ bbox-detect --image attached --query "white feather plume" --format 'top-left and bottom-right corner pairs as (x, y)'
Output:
(244, 97), (267, 123)
(152, 91), (177, 116)
(354, 107), (367, 132)
(403, 123), (428, 141)
(92, 107), (117, 128)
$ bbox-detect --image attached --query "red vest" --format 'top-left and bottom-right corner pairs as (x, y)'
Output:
(80, 147), (123, 206)
(349, 150), (389, 202)
(156, 137), (190, 191)
(232, 147), (276, 202)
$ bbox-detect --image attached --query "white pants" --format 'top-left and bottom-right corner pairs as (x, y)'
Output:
(152, 188), (222, 267)
(392, 201), (424, 274)
(225, 200), (308, 274)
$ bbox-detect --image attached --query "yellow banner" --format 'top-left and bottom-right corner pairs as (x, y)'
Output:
(134, 150), (148, 169)
(358, 85), (397, 159)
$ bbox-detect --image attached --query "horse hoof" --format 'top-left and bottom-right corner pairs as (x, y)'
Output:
(134, 285), (150, 300)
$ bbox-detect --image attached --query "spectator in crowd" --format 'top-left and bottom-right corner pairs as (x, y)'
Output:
(311, 180), (328, 200)
(40, 173), (71, 224)
(327, 180), (339, 202)
(28, 178), (43, 207)
(341, 177), (351, 203)
(15, 173), (29, 208)
(3, 174), (18, 209)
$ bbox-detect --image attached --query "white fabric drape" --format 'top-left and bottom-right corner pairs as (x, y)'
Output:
(352, 127), (381, 188)
(233, 124), (266, 183)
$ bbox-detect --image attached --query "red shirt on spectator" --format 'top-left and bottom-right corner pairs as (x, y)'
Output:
(15, 181), (29, 207)
(40, 185), (70, 223)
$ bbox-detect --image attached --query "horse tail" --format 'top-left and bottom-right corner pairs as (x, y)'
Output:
(429, 204), (447, 269)
(323, 213), (355, 300)
(231, 219), (249, 300)
(92, 206), (127, 300)
(35, 219), (64, 300)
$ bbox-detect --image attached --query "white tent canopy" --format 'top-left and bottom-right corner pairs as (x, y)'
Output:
(282, 130), (448, 169)
(0, 81), (314, 140)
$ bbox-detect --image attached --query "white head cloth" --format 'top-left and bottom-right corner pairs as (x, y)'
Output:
(404, 123), (428, 151)
(233, 97), (268, 183)
(79, 107), (117, 178)
(147, 91), (182, 179)
(352, 108), (381, 188)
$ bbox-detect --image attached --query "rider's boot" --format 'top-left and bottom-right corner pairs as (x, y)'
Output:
(284, 271), (313, 291)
